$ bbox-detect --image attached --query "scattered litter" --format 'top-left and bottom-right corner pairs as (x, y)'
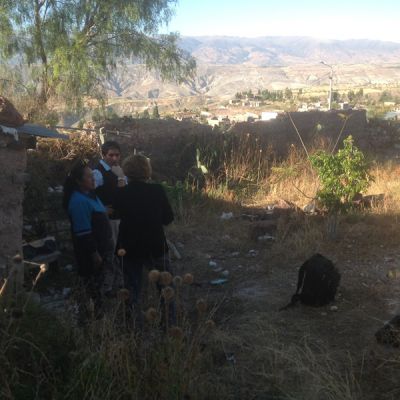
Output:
(210, 278), (228, 285)
(221, 270), (230, 277)
(47, 187), (55, 193)
(176, 242), (185, 249)
(220, 212), (234, 220)
(209, 261), (218, 268)
(213, 267), (223, 273)
(230, 251), (240, 257)
(257, 234), (275, 242)
(247, 249), (259, 257)
(330, 305), (338, 312)
(303, 202), (317, 214)
(321, 312), (328, 316)
(222, 234), (231, 240)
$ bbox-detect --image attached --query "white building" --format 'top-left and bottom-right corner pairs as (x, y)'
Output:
(261, 112), (278, 121)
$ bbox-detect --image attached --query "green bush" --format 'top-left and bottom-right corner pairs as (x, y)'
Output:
(310, 136), (373, 212)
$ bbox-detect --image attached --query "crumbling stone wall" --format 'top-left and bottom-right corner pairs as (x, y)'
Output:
(0, 140), (26, 268)
(230, 110), (369, 156)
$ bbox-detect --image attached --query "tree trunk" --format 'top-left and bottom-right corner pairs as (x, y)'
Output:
(34, 0), (49, 105)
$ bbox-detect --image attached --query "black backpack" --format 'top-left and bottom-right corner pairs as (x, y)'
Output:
(281, 254), (341, 310)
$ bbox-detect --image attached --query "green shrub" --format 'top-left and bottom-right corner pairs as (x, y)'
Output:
(310, 136), (373, 212)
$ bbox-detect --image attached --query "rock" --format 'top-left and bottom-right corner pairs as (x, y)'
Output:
(321, 312), (328, 316)
(64, 264), (73, 272)
(221, 270), (230, 277)
(209, 261), (218, 268)
(230, 251), (240, 257)
(176, 242), (184, 249)
(330, 305), (338, 312)
(222, 234), (231, 240)
(62, 287), (71, 297)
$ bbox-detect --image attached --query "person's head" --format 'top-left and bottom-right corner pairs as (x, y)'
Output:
(122, 154), (152, 182)
(101, 141), (121, 167)
(62, 161), (94, 209)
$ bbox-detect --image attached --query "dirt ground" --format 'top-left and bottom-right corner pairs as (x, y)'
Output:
(165, 201), (400, 400)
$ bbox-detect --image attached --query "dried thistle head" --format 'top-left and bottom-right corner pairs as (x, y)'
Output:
(160, 271), (172, 286)
(145, 307), (159, 322)
(168, 326), (184, 341)
(117, 248), (127, 257)
(205, 319), (216, 331)
(162, 286), (175, 301)
(13, 254), (22, 264)
(196, 298), (207, 313)
(183, 273), (194, 285)
(117, 288), (130, 302)
(40, 263), (48, 272)
(148, 269), (161, 283)
(173, 275), (183, 287)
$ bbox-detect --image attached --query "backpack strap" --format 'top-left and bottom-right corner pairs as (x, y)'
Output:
(279, 264), (306, 311)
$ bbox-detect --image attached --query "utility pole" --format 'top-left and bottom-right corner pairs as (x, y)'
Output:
(320, 61), (333, 111)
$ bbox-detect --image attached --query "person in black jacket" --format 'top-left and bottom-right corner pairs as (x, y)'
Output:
(63, 161), (113, 313)
(114, 154), (174, 308)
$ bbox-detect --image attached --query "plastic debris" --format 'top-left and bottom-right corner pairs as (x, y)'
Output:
(220, 212), (234, 220)
(209, 260), (218, 268)
(210, 278), (228, 285)
(257, 235), (275, 242)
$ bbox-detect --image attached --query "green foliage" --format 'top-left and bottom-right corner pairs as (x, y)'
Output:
(0, 0), (196, 109)
(310, 136), (372, 212)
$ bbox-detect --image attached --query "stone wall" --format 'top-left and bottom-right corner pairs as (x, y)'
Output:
(0, 137), (27, 269)
(230, 110), (369, 156)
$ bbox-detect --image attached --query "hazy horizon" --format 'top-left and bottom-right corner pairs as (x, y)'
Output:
(166, 0), (400, 43)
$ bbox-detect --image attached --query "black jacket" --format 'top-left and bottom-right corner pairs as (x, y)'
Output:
(114, 181), (174, 259)
(94, 162), (120, 219)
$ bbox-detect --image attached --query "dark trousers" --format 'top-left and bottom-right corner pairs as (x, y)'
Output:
(122, 254), (176, 325)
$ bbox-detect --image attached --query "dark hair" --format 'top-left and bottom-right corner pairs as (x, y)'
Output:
(101, 141), (120, 156)
(62, 160), (89, 210)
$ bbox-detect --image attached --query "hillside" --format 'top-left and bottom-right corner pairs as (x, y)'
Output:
(104, 36), (400, 101)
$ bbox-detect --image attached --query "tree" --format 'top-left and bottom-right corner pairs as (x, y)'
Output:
(0, 0), (196, 109)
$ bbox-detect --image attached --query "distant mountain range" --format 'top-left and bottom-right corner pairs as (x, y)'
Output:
(105, 36), (400, 100)
(178, 36), (400, 66)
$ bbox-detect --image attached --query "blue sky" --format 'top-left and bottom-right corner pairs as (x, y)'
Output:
(165, 0), (400, 42)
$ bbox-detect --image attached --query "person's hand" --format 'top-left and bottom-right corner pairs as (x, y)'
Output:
(92, 252), (103, 268)
(106, 206), (114, 216)
(111, 165), (125, 179)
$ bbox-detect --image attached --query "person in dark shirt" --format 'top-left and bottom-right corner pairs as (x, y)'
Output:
(63, 161), (113, 312)
(92, 141), (126, 294)
(114, 154), (174, 309)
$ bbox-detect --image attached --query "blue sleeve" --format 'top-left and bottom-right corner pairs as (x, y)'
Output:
(92, 169), (104, 188)
(68, 196), (93, 235)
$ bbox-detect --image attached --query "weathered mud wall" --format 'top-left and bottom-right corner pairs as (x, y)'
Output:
(0, 139), (26, 268)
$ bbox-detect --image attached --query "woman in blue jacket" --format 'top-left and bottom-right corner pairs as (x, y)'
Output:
(63, 161), (113, 310)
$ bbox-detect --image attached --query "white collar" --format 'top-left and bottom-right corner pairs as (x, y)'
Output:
(100, 159), (112, 171)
